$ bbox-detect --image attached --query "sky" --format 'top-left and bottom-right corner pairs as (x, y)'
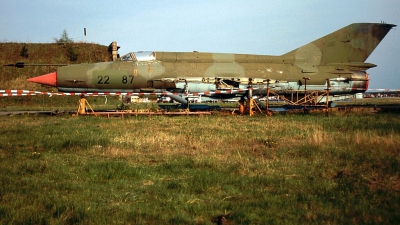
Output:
(1, 0), (399, 89)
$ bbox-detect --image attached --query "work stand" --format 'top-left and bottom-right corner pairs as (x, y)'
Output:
(73, 96), (97, 116)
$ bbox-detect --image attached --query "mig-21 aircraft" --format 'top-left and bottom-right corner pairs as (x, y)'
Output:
(26, 23), (396, 105)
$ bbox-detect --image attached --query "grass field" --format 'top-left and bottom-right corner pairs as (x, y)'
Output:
(0, 111), (399, 224)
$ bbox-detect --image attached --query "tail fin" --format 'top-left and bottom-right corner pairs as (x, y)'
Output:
(283, 23), (396, 66)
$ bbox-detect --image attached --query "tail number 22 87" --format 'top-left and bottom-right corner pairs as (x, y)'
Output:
(98, 75), (134, 84)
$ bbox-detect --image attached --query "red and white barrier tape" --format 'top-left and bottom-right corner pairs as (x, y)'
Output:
(0, 89), (249, 97)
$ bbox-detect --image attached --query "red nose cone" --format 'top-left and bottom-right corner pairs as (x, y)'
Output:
(28, 72), (57, 87)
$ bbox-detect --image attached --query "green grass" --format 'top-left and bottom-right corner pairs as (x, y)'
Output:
(0, 113), (399, 224)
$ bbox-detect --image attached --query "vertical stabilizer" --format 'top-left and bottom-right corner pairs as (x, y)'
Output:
(283, 23), (396, 66)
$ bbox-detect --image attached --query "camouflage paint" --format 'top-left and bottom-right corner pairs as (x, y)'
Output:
(45, 23), (395, 96)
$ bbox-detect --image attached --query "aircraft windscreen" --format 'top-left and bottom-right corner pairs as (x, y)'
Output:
(120, 53), (134, 61)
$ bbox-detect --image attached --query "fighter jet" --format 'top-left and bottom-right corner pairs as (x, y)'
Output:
(27, 23), (395, 104)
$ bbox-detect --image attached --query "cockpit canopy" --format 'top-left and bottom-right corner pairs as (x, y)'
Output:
(120, 51), (156, 62)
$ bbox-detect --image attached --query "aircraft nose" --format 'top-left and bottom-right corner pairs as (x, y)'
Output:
(27, 72), (57, 87)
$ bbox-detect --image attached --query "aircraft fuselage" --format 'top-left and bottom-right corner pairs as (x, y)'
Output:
(27, 23), (396, 99)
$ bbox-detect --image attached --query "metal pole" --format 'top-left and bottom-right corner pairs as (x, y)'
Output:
(325, 79), (330, 116)
(303, 77), (310, 104)
(266, 79), (270, 115)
